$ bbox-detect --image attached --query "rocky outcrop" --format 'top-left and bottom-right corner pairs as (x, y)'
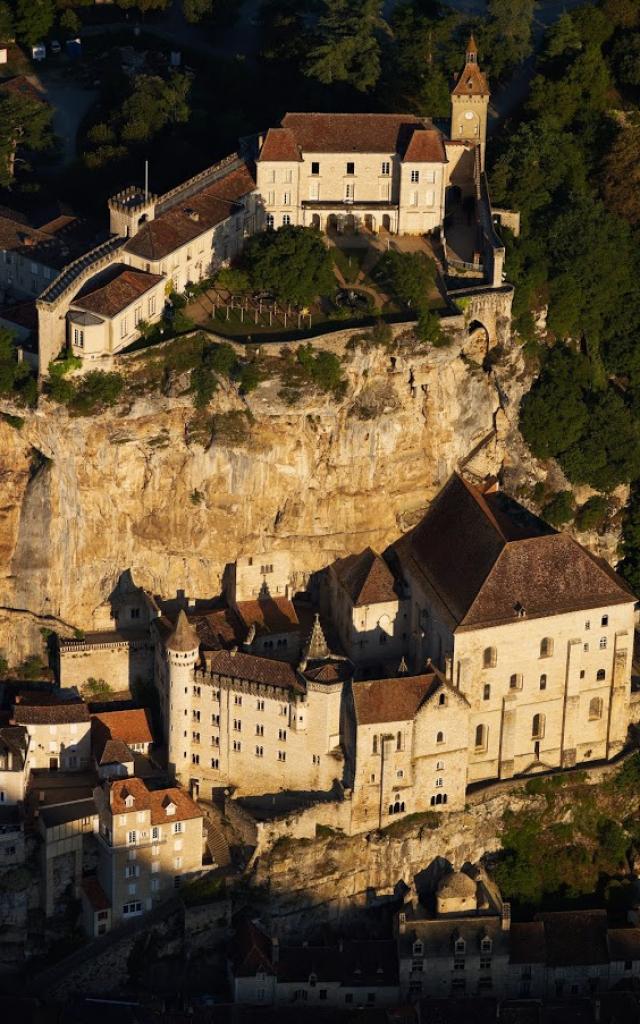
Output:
(0, 318), (614, 663)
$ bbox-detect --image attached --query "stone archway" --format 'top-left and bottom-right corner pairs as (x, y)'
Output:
(364, 213), (376, 233)
(311, 213), (321, 230)
(465, 319), (491, 362)
(327, 214), (338, 234)
(382, 213), (391, 232)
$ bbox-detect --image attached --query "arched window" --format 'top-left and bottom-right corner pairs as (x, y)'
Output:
(510, 673), (522, 690)
(532, 713), (545, 740)
(589, 697), (603, 720)
(435, 793), (443, 805)
(539, 674), (547, 691)
(372, 734), (378, 755)
(483, 647), (497, 669)
(436, 731), (445, 744)
(443, 793), (448, 804)
(596, 669), (606, 681)
(540, 638), (553, 658)
(475, 724), (487, 751)
(439, 693), (447, 706)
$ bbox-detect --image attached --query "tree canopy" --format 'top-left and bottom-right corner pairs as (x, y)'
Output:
(242, 226), (335, 306)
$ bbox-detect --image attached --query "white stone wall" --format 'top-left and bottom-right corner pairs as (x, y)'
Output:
(229, 551), (294, 602)
(59, 639), (154, 691)
(25, 720), (91, 771)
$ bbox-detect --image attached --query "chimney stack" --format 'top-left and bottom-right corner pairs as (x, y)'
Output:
(501, 901), (511, 931)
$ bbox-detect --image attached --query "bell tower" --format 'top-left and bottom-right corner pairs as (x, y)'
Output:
(450, 35), (490, 170)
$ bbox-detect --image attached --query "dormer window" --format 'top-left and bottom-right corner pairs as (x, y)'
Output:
(413, 940), (424, 955)
(125, 795), (134, 808)
(454, 938), (466, 955)
(165, 801), (176, 816)
(480, 937), (492, 954)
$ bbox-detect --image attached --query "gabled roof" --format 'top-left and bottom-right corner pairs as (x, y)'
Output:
(91, 708), (152, 746)
(334, 547), (399, 607)
(258, 127), (302, 162)
(81, 875), (111, 912)
(353, 670), (461, 725)
(403, 129), (447, 163)
(13, 699), (90, 725)
(125, 162), (256, 261)
(72, 266), (163, 320)
(280, 112), (430, 155)
(204, 649), (304, 693)
(98, 738), (135, 766)
(229, 918), (274, 977)
(235, 597), (299, 637)
(397, 474), (635, 632)
(108, 776), (201, 824)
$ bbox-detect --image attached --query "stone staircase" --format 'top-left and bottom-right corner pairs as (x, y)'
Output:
(203, 816), (230, 868)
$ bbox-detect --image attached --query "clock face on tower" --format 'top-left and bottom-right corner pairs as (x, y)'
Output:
(464, 111), (474, 120)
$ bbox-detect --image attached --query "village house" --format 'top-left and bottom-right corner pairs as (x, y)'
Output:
(12, 696), (91, 772)
(90, 707), (154, 779)
(0, 726), (29, 804)
(394, 473), (636, 784)
(89, 776), (203, 931)
(229, 918), (400, 1008)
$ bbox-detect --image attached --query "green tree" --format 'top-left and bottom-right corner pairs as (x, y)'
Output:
(601, 122), (640, 228)
(486, 0), (535, 77)
(117, 0), (170, 12)
(560, 391), (640, 492)
(182, 0), (212, 22)
(60, 9), (81, 35)
(519, 348), (590, 460)
(243, 226), (334, 306)
(0, 2), (14, 41)
(0, 327), (36, 404)
(0, 91), (53, 186)
(305, 0), (387, 92)
(373, 249), (436, 310)
(120, 74), (190, 144)
(15, 0), (54, 46)
(543, 490), (574, 527)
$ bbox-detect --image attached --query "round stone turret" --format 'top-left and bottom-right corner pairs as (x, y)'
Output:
(166, 609), (199, 783)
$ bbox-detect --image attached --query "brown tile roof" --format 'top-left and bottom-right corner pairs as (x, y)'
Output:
(353, 671), (439, 725)
(81, 875), (111, 912)
(99, 738), (134, 766)
(13, 699), (90, 725)
(258, 127), (302, 162)
(0, 75), (45, 104)
(304, 660), (351, 683)
(91, 708), (152, 745)
(398, 473), (635, 632)
(0, 208), (100, 268)
(125, 162), (256, 261)
(235, 597), (299, 637)
(334, 547), (399, 607)
(167, 608), (200, 652)
(452, 61), (490, 97)
(281, 112), (430, 155)
(91, 708), (152, 763)
(403, 129), (447, 163)
(608, 927), (640, 962)
(536, 910), (610, 966)
(229, 918), (274, 976)
(108, 776), (202, 824)
(0, 299), (37, 332)
(204, 649), (304, 692)
(72, 266), (164, 320)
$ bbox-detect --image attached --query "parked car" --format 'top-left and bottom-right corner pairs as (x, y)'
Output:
(50, 40), (61, 55)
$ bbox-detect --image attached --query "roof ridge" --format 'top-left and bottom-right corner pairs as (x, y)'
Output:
(454, 472), (507, 542)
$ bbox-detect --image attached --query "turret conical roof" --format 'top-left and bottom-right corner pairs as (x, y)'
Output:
(167, 609), (199, 653)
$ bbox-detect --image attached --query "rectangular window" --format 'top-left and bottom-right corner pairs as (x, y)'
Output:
(211, 714), (220, 725)
(73, 328), (84, 348)
(211, 757), (219, 769)
(267, 190), (275, 205)
(173, 821), (183, 834)
(257, 700), (264, 711)
(233, 719), (242, 732)
(127, 831), (136, 846)
(233, 740), (242, 752)
(234, 695), (242, 706)
(345, 183), (354, 200)
(211, 735), (219, 747)
(426, 169), (436, 183)
(120, 318), (128, 339)
(152, 826), (160, 841)
(255, 746), (263, 757)
(346, 162), (355, 175)
(309, 182), (319, 200)
(426, 190), (435, 207)
(410, 190), (418, 206)
(483, 684), (490, 700)
(256, 724), (264, 736)
(381, 161), (390, 175)
(174, 857), (182, 869)
(278, 750), (286, 762)
(410, 170), (420, 183)
(134, 305), (142, 326)
(282, 191), (291, 206)
(148, 296), (156, 316)
(311, 161), (320, 175)
(279, 729), (287, 741)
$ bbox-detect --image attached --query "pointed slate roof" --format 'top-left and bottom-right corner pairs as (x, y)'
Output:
(166, 608), (199, 652)
(452, 58), (490, 97)
(334, 547), (399, 607)
(397, 474), (635, 633)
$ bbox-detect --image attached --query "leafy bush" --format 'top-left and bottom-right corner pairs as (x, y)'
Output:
(238, 361), (262, 394)
(216, 268), (251, 294)
(575, 495), (609, 532)
(543, 490), (574, 527)
(16, 655), (47, 679)
(0, 328), (37, 406)
(242, 225), (335, 306)
(82, 677), (112, 698)
(72, 372), (124, 415)
(2, 413), (24, 430)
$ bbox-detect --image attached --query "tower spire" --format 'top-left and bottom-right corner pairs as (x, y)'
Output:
(303, 613), (330, 662)
(466, 34), (478, 64)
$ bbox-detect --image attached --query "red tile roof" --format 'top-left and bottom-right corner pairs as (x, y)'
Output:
(452, 61), (489, 97)
(125, 162), (256, 261)
(99, 738), (134, 766)
(13, 700), (90, 725)
(259, 127), (302, 162)
(81, 876), (111, 912)
(72, 267), (164, 319)
(204, 649), (304, 692)
(280, 112), (430, 155)
(0, 75), (45, 104)
(353, 672), (440, 725)
(235, 597), (300, 636)
(91, 708), (152, 745)
(403, 129), (447, 163)
(398, 473), (635, 632)
(334, 547), (399, 607)
(108, 777), (202, 825)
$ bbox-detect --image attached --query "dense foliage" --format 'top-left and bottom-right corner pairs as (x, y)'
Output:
(0, 329), (37, 406)
(242, 226), (335, 307)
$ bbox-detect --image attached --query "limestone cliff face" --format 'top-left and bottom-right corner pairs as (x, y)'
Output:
(0, 326), (574, 662)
